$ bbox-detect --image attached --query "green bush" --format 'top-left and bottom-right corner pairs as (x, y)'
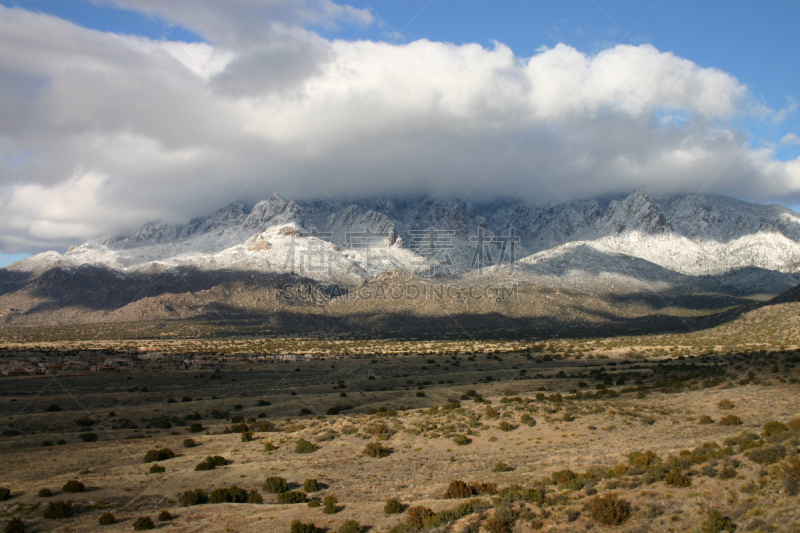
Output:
(37, 488), (52, 498)
(3, 518), (24, 533)
(183, 438), (196, 448)
(194, 456), (227, 471)
(97, 512), (115, 525)
(149, 464), (165, 474)
(763, 420), (789, 437)
(629, 450), (660, 468)
(384, 498), (403, 514)
(264, 441), (276, 451)
(718, 415), (743, 426)
(143, 448), (175, 463)
(0, 488), (10, 501)
(552, 470), (578, 485)
(483, 516), (511, 533)
(700, 509), (736, 533)
(406, 506), (435, 528)
(247, 491), (263, 504)
(665, 471), (692, 487)
(323, 495), (338, 514)
(263, 476), (289, 494)
(43, 501), (75, 519)
(717, 399), (735, 410)
(585, 495), (629, 526)
(498, 421), (517, 432)
(303, 479), (319, 492)
(158, 510), (172, 521)
(444, 480), (472, 499)
(80, 432), (98, 442)
(290, 522), (320, 533)
(295, 439), (318, 454)
(363, 442), (391, 457)
(62, 480), (85, 493)
(307, 498), (320, 508)
(179, 488), (208, 506)
(492, 462), (513, 472)
(133, 516), (154, 530)
(277, 491), (307, 504)
(209, 486), (248, 504)
(747, 445), (786, 465)
(452, 434), (472, 446)
(338, 519), (362, 533)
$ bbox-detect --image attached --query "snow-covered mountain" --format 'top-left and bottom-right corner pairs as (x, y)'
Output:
(7, 190), (800, 294)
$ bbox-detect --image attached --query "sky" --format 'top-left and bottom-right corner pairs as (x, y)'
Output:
(0, 0), (798, 265)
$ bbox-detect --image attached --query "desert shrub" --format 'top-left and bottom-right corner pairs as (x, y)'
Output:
(277, 491), (307, 504)
(719, 415), (743, 426)
(248, 491), (263, 504)
(158, 510), (172, 521)
(43, 501), (75, 519)
(747, 445), (786, 465)
(717, 399), (735, 410)
(0, 488), (10, 501)
(338, 519), (362, 533)
(143, 448), (175, 463)
(307, 498), (320, 508)
(194, 456), (227, 471)
(788, 418), (800, 430)
(763, 420), (789, 436)
(384, 498), (403, 514)
(179, 489), (208, 506)
(406, 506), (435, 528)
(189, 423), (204, 433)
(133, 516), (154, 530)
(62, 480), (84, 493)
(327, 407), (340, 415)
(424, 502), (476, 529)
(665, 470), (692, 487)
(80, 432), (98, 442)
(264, 441), (276, 451)
(452, 434), (472, 446)
(520, 414), (536, 426)
(782, 457), (800, 496)
(149, 464), (165, 474)
(700, 509), (736, 533)
(290, 522), (320, 533)
(98, 512), (115, 525)
(295, 438), (318, 454)
(241, 430), (254, 442)
(37, 488), (52, 498)
(629, 450), (660, 468)
(263, 476), (289, 494)
(303, 479), (319, 493)
(444, 480), (472, 499)
(493, 462), (513, 472)
(183, 438), (196, 448)
(699, 415), (714, 424)
(552, 470), (578, 485)
(209, 486), (248, 504)
(363, 442), (391, 458)
(483, 516), (511, 533)
(585, 494), (630, 526)
(323, 495), (338, 513)
(4, 518), (24, 533)
(498, 421), (517, 432)
(365, 423), (396, 440)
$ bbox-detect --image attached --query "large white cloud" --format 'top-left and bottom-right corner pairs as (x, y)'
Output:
(0, 1), (797, 253)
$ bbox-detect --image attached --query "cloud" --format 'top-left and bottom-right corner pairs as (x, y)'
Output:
(0, 2), (798, 254)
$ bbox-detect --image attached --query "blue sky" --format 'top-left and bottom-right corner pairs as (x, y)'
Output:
(0, 0), (798, 265)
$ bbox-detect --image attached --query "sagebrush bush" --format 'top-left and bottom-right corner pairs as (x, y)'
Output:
(194, 456), (227, 471)
(132, 516), (154, 530)
(492, 462), (513, 472)
(62, 480), (84, 493)
(97, 512), (115, 525)
(295, 438), (318, 454)
(43, 501), (75, 519)
(444, 480), (472, 499)
(307, 498), (320, 508)
(303, 479), (319, 492)
(149, 464), (165, 474)
(363, 442), (391, 458)
(452, 434), (472, 446)
(384, 498), (403, 514)
(79, 432), (98, 442)
(37, 488), (52, 498)
(290, 521), (320, 533)
(143, 448), (175, 463)
(699, 415), (714, 424)
(718, 415), (743, 426)
(338, 519), (362, 533)
(700, 509), (736, 533)
(158, 510), (172, 521)
(3, 518), (24, 533)
(0, 488), (10, 501)
(323, 495), (338, 514)
(406, 506), (435, 528)
(209, 486), (248, 504)
(763, 420), (789, 436)
(483, 516), (511, 533)
(263, 476), (289, 493)
(747, 445), (786, 465)
(665, 470), (692, 487)
(183, 438), (196, 448)
(586, 495), (630, 526)
(179, 488), (208, 506)
(629, 450), (660, 468)
(277, 491), (307, 504)
(717, 399), (735, 410)
(248, 491), (263, 504)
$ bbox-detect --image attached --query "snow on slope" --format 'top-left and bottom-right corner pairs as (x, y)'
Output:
(6, 190), (800, 292)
